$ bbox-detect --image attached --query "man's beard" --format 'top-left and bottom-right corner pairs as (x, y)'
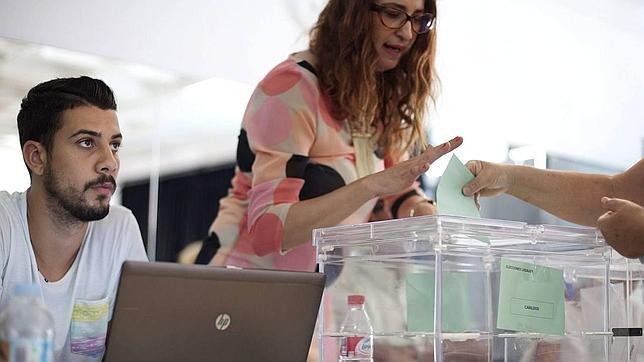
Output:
(43, 166), (116, 222)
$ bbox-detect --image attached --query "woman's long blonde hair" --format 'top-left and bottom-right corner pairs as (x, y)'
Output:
(310, 0), (438, 159)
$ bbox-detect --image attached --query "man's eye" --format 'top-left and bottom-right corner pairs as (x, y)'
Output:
(111, 143), (121, 152)
(79, 139), (93, 148)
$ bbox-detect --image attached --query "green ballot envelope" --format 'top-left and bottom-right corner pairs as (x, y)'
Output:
(497, 258), (565, 335)
(437, 155), (480, 218)
(406, 272), (474, 332)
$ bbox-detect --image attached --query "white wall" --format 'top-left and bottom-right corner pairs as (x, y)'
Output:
(428, 0), (644, 176)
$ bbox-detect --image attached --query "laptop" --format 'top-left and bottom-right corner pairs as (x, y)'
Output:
(104, 261), (326, 362)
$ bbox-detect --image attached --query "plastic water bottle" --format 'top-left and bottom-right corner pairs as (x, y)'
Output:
(0, 284), (54, 362)
(338, 294), (373, 361)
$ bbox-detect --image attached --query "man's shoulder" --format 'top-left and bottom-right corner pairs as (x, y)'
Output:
(0, 191), (27, 260)
(0, 191), (25, 219)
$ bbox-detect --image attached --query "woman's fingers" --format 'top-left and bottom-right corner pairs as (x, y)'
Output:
(430, 136), (463, 162)
(418, 136), (463, 165)
(370, 136), (462, 198)
(405, 136), (463, 178)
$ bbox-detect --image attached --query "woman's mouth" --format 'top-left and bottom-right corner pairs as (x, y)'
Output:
(383, 43), (405, 58)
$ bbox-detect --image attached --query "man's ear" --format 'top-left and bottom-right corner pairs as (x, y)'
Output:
(23, 141), (47, 176)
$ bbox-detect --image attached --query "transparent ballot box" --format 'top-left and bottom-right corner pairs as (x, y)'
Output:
(313, 215), (644, 361)
(605, 256), (644, 361)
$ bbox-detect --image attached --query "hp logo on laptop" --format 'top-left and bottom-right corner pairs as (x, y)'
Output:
(215, 313), (231, 331)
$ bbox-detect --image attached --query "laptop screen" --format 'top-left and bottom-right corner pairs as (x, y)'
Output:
(105, 261), (325, 362)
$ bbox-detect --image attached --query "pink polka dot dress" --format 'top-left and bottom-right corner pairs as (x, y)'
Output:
(207, 53), (413, 272)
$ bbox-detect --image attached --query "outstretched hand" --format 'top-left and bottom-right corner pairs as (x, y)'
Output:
(363, 136), (463, 198)
(597, 197), (644, 258)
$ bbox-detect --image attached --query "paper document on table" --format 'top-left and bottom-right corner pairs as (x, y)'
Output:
(497, 258), (565, 335)
(436, 155), (480, 218)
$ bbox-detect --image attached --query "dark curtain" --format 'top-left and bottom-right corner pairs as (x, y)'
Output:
(121, 163), (235, 262)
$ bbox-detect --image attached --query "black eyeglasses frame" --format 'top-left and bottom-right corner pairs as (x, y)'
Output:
(370, 3), (435, 34)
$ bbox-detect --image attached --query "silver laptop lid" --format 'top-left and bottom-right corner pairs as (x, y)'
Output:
(105, 261), (325, 362)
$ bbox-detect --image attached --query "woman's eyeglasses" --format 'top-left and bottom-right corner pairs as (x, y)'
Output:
(370, 4), (435, 34)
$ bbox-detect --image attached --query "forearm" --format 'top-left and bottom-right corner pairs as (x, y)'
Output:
(507, 165), (614, 226)
(279, 135), (462, 250)
(282, 177), (377, 250)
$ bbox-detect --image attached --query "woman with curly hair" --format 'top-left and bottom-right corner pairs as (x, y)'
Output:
(198, 0), (461, 270)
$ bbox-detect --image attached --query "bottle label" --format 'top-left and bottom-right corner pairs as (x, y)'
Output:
(342, 336), (373, 358)
(9, 336), (53, 362)
(355, 336), (372, 357)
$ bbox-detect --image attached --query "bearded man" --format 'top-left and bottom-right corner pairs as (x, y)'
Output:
(0, 76), (147, 361)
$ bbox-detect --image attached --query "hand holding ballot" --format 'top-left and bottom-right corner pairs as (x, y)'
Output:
(460, 158), (644, 259)
(460, 160), (514, 198)
(598, 197), (644, 258)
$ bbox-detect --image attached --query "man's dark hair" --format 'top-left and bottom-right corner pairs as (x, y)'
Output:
(17, 76), (117, 155)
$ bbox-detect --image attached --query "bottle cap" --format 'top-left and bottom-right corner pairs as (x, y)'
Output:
(348, 294), (365, 305)
(13, 283), (40, 297)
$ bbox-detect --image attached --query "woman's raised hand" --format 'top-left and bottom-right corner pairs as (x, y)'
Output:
(363, 136), (463, 198)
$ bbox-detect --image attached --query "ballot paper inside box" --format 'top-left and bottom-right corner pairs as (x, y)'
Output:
(314, 215), (644, 362)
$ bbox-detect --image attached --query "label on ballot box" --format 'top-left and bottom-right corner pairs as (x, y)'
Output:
(497, 258), (565, 335)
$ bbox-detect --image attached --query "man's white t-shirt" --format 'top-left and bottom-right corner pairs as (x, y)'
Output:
(0, 191), (148, 361)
